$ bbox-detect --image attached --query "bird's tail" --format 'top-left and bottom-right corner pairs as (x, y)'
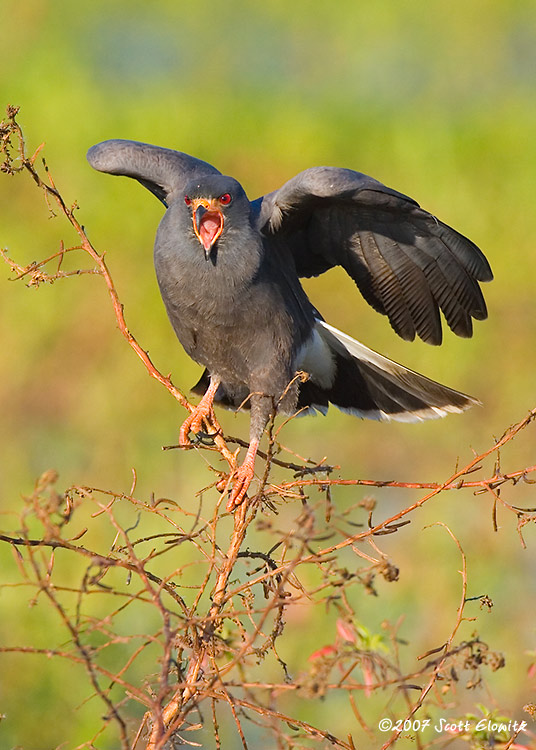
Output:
(296, 320), (479, 421)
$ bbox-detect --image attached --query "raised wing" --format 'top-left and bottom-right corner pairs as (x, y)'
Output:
(87, 140), (220, 207)
(255, 167), (492, 345)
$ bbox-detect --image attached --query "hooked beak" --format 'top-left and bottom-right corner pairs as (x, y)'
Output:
(192, 199), (224, 260)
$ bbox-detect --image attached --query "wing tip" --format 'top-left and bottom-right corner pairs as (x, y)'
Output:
(87, 139), (134, 170)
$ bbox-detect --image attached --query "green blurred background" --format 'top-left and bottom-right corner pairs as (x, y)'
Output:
(1, 0), (536, 747)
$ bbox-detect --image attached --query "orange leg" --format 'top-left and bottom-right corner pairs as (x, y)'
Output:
(226, 437), (259, 511)
(179, 378), (221, 447)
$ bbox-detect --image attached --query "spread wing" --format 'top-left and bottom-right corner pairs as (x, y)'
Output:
(87, 140), (220, 207)
(255, 167), (492, 345)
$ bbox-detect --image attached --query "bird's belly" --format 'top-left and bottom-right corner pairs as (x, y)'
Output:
(156, 258), (314, 400)
(189, 319), (279, 387)
(168, 302), (299, 401)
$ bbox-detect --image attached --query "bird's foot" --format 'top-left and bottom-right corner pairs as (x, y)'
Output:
(179, 407), (213, 447)
(226, 461), (256, 510)
(179, 380), (220, 447)
(226, 438), (260, 511)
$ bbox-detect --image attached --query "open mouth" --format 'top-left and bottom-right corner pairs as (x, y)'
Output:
(193, 205), (224, 257)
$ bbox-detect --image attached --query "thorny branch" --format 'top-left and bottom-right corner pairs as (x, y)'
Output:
(2, 106), (536, 750)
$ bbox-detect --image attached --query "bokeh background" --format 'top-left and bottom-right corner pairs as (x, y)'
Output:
(1, 0), (536, 747)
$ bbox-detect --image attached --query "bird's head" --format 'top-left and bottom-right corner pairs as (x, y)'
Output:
(182, 175), (248, 261)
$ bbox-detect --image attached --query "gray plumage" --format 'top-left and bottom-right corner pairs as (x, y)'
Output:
(87, 139), (492, 506)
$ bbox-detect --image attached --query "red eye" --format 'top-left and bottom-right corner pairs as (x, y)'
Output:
(184, 195), (191, 206)
(219, 193), (232, 205)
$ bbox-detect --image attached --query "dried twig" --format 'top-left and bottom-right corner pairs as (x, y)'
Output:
(1, 106), (534, 750)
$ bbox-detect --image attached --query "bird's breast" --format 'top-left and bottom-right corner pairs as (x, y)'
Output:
(153, 232), (315, 396)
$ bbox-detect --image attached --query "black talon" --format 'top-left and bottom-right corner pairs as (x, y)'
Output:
(192, 430), (218, 446)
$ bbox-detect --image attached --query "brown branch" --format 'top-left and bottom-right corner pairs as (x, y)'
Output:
(380, 524), (469, 749)
(1, 105), (237, 475)
(204, 689), (354, 750)
(145, 500), (256, 750)
(1, 106), (532, 750)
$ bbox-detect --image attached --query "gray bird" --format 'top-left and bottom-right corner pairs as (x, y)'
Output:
(87, 140), (492, 508)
